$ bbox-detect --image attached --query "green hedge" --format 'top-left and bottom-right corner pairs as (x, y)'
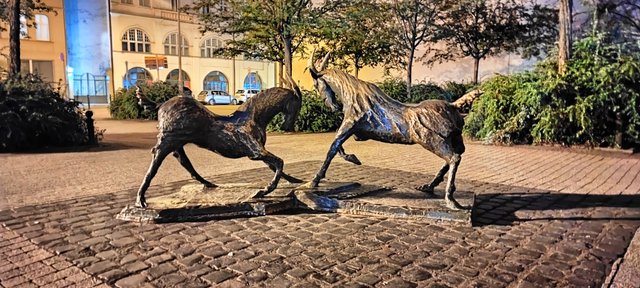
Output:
(464, 32), (640, 149)
(0, 74), (93, 152)
(110, 82), (179, 120)
(267, 89), (343, 132)
(376, 78), (475, 104)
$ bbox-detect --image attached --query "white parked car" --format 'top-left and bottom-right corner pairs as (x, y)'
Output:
(197, 90), (235, 105)
(244, 89), (260, 100)
(233, 89), (261, 104)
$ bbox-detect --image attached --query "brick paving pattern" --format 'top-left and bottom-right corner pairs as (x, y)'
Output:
(1, 161), (639, 287)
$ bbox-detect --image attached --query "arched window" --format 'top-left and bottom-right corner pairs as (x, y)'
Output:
(243, 72), (262, 90)
(164, 33), (189, 56)
(166, 69), (191, 88)
(122, 28), (151, 53)
(123, 67), (152, 88)
(203, 71), (228, 92)
(200, 37), (223, 58)
(34, 14), (49, 41)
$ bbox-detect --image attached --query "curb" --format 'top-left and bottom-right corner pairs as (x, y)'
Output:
(602, 226), (640, 287)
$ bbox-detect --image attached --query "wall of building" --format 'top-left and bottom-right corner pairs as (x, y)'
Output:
(110, 0), (276, 96)
(0, 0), (67, 89)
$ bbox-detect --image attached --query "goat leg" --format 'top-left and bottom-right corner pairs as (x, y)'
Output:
(444, 154), (469, 210)
(172, 147), (216, 187)
(304, 127), (354, 188)
(417, 162), (449, 194)
(264, 162), (303, 184)
(338, 146), (362, 165)
(136, 144), (172, 208)
(252, 151), (284, 198)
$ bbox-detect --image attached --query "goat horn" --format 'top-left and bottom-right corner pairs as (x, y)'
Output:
(308, 47), (319, 79)
(318, 52), (331, 71)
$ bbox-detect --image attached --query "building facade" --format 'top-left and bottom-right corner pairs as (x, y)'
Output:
(110, 0), (277, 101)
(0, 0), (67, 89)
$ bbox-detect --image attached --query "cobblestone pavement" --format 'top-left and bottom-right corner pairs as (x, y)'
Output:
(2, 161), (639, 287)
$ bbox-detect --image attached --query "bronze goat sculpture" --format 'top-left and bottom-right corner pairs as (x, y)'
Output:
(134, 79), (302, 208)
(306, 51), (469, 209)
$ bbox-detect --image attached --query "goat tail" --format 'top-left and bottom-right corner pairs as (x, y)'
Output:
(136, 86), (160, 112)
(451, 89), (482, 110)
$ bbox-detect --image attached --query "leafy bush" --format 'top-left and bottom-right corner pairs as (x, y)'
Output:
(110, 82), (179, 119)
(441, 81), (477, 102)
(0, 74), (92, 152)
(377, 78), (458, 103)
(268, 89), (343, 132)
(464, 32), (640, 149)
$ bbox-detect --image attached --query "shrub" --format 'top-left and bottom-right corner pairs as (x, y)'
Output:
(441, 81), (477, 102)
(110, 82), (179, 119)
(377, 78), (454, 103)
(268, 89), (343, 132)
(464, 32), (640, 149)
(0, 74), (93, 152)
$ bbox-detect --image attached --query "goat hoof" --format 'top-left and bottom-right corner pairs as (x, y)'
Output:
(135, 199), (147, 208)
(417, 185), (435, 194)
(284, 174), (304, 184)
(445, 197), (470, 210)
(203, 182), (217, 188)
(298, 181), (318, 189)
(253, 190), (268, 198)
(345, 154), (362, 165)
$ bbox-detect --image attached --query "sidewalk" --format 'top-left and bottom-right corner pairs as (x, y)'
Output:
(1, 110), (639, 287)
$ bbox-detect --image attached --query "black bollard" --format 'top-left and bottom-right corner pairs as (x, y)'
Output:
(86, 110), (96, 145)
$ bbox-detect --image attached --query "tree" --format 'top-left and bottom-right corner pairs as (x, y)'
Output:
(320, 0), (394, 78)
(558, 0), (573, 74)
(0, 0), (53, 77)
(581, 0), (640, 40)
(186, 0), (315, 84)
(433, 0), (557, 83)
(390, 0), (446, 98)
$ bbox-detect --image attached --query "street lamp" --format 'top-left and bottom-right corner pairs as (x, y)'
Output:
(177, 0), (183, 95)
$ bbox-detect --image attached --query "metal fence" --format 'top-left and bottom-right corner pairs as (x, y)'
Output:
(71, 73), (110, 109)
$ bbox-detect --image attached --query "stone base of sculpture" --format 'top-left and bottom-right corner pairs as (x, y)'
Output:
(116, 182), (474, 225)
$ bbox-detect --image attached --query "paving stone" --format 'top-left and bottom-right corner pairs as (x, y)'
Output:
(145, 262), (177, 280)
(2, 161), (640, 287)
(115, 274), (149, 288)
(202, 269), (237, 284)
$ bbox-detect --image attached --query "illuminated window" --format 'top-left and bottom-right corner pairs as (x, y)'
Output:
(203, 71), (228, 92)
(166, 69), (190, 87)
(34, 14), (49, 41)
(123, 67), (152, 88)
(164, 33), (189, 56)
(121, 28), (151, 53)
(139, 0), (150, 6)
(200, 37), (223, 58)
(243, 72), (262, 90)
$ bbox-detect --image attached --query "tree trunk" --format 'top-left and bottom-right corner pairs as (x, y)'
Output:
(472, 57), (480, 84)
(278, 62), (284, 87)
(558, 0), (573, 75)
(354, 57), (360, 79)
(282, 37), (293, 88)
(406, 49), (414, 100)
(9, 0), (21, 77)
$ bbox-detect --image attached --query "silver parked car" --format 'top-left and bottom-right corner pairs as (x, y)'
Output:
(197, 90), (235, 105)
